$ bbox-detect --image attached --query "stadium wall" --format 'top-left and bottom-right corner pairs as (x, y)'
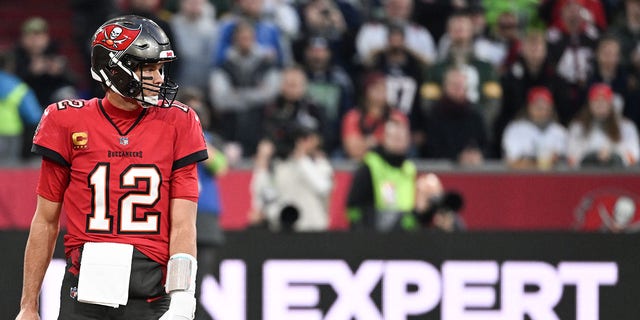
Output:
(2, 167), (640, 231)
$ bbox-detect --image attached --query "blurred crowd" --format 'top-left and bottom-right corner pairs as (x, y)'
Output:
(1, 0), (640, 231)
(2, 0), (640, 169)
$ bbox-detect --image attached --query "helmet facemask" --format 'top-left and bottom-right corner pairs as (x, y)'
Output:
(127, 58), (179, 107)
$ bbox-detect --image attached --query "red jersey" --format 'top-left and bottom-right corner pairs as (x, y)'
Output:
(341, 108), (408, 143)
(33, 97), (207, 265)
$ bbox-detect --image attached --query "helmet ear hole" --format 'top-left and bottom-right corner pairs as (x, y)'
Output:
(127, 80), (141, 96)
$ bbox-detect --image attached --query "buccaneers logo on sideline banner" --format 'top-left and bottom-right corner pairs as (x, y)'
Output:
(573, 188), (640, 233)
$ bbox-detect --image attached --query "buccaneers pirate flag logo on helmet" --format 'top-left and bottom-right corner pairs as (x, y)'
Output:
(92, 24), (141, 52)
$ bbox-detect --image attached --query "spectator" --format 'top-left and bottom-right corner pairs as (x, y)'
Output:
(299, 0), (347, 41)
(502, 86), (568, 170)
(263, 0), (301, 41)
(495, 30), (569, 154)
(545, 0), (601, 122)
(368, 22), (426, 116)
(423, 11), (502, 142)
(413, 0), (466, 44)
(341, 72), (408, 160)
(170, 0), (218, 94)
(587, 35), (640, 128)
(356, 0), (437, 66)
(464, 3), (495, 61)
(542, 0), (608, 32)
(302, 37), (355, 155)
(164, 0), (232, 18)
(438, 4), (521, 71)
(421, 67), (488, 166)
(567, 83), (640, 167)
(263, 66), (327, 158)
(367, 23), (427, 150)
(294, 0), (353, 68)
(609, 0), (640, 71)
(178, 87), (227, 320)
(211, 0), (232, 17)
(0, 52), (42, 166)
(70, 0), (120, 95)
(359, 0), (385, 21)
(475, 10), (522, 72)
(209, 20), (281, 156)
(468, 2), (489, 39)
(124, 0), (181, 77)
(346, 118), (431, 232)
(250, 127), (333, 232)
(415, 173), (466, 232)
(482, 0), (542, 31)
(13, 17), (77, 106)
(214, 0), (291, 67)
(435, 5), (493, 64)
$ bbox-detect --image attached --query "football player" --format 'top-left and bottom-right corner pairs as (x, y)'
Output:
(16, 15), (207, 320)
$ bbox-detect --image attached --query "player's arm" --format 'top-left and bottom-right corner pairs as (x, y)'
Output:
(16, 196), (62, 319)
(168, 198), (197, 257)
(167, 162), (199, 257)
(161, 163), (199, 320)
(17, 157), (68, 320)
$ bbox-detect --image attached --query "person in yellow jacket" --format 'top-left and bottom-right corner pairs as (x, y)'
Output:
(0, 53), (42, 165)
(347, 118), (439, 231)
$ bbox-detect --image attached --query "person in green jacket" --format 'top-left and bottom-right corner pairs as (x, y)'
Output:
(0, 52), (42, 165)
(346, 118), (432, 231)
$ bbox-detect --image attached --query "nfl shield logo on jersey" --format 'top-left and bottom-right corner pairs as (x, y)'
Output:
(119, 136), (129, 146)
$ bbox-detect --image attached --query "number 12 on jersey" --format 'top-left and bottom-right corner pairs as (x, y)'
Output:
(87, 163), (162, 234)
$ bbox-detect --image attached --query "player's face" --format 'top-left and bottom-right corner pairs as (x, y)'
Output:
(139, 62), (166, 98)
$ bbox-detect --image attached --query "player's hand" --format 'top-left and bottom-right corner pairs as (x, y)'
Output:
(158, 291), (196, 320)
(15, 308), (40, 320)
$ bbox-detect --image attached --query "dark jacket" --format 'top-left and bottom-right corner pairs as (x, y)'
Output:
(422, 97), (488, 160)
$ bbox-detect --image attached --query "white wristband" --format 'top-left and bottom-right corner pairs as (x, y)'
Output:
(165, 253), (197, 294)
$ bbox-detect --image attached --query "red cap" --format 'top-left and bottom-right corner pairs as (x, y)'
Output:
(527, 86), (553, 104)
(588, 83), (613, 102)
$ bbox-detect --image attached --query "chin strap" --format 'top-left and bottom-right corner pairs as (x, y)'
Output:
(139, 94), (159, 107)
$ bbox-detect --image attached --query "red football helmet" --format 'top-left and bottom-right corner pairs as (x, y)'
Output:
(90, 15), (178, 106)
